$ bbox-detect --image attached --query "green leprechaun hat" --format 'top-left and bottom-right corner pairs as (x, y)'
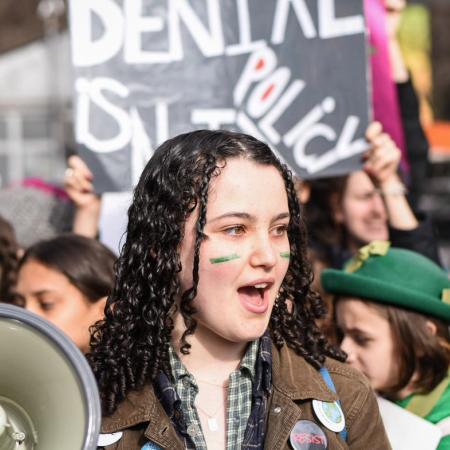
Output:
(321, 241), (450, 322)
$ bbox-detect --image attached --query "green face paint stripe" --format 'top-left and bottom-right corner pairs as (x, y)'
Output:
(280, 252), (290, 259)
(209, 253), (241, 264)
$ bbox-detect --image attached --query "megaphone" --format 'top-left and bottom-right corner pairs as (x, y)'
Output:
(0, 304), (101, 449)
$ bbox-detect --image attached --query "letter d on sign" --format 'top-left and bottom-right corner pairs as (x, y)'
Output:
(70, 0), (124, 67)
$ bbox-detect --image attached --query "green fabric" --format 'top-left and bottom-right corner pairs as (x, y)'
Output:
(168, 340), (258, 450)
(396, 370), (450, 450)
(321, 245), (450, 322)
(403, 372), (450, 418)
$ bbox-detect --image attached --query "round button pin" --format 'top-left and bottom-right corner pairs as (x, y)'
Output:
(289, 420), (327, 450)
(312, 399), (345, 433)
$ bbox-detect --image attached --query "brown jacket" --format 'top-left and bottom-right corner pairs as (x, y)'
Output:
(100, 344), (391, 449)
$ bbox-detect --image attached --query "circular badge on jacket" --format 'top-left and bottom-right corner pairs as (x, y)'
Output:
(289, 420), (328, 450)
(312, 399), (345, 433)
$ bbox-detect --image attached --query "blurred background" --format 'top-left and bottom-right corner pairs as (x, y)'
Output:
(0, 0), (449, 259)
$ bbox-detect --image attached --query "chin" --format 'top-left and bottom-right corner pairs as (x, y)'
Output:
(225, 324), (269, 344)
(365, 226), (389, 241)
(355, 230), (388, 244)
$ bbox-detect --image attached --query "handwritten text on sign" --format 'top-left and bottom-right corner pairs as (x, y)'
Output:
(70, 0), (369, 191)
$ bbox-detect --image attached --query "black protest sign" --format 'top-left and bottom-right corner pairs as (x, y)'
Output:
(69, 0), (370, 192)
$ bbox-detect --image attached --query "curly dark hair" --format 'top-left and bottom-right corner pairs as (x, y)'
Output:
(0, 215), (19, 303)
(88, 130), (345, 415)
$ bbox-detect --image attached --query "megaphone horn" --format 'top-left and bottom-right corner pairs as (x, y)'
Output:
(0, 304), (101, 450)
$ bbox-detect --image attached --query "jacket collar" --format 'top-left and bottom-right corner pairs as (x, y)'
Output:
(101, 384), (156, 433)
(102, 383), (183, 448)
(102, 340), (338, 433)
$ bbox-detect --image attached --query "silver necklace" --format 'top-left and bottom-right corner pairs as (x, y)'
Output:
(195, 379), (228, 432)
(196, 402), (223, 432)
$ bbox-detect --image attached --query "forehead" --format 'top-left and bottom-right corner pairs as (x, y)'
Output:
(345, 171), (376, 194)
(17, 260), (66, 289)
(336, 298), (387, 328)
(207, 158), (288, 213)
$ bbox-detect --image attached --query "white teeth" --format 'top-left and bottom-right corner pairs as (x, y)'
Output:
(254, 283), (268, 289)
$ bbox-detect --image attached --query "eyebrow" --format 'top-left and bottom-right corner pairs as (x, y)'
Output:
(345, 327), (369, 335)
(208, 211), (290, 223)
(31, 289), (53, 297)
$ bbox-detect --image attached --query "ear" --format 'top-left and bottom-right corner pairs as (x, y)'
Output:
(425, 320), (437, 336)
(91, 296), (107, 321)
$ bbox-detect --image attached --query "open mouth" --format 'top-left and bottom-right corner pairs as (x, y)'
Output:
(238, 282), (271, 313)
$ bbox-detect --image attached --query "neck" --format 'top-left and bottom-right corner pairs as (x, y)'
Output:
(390, 372), (419, 401)
(396, 387), (415, 400)
(172, 315), (248, 384)
(346, 235), (365, 255)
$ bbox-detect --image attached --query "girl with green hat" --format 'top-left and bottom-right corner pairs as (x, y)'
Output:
(322, 241), (450, 449)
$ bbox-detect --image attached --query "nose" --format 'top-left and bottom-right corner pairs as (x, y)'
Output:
(25, 299), (40, 316)
(370, 192), (386, 217)
(249, 233), (277, 270)
(340, 336), (356, 364)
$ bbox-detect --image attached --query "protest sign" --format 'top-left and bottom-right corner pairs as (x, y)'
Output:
(69, 0), (370, 192)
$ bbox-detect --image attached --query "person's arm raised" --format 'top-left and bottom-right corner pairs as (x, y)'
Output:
(386, 0), (409, 83)
(363, 122), (418, 230)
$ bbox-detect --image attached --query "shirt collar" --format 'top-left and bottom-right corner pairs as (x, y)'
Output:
(102, 335), (275, 434)
(253, 331), (273, 397)
(239, 339), (259, 381)
(168, 345), (191, 384)
(168, 338), (263, 385)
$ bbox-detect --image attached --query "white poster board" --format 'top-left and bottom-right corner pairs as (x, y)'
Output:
(377, 397), (442, 450)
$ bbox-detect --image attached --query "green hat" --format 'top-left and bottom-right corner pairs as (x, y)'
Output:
(321, 241), (450, 322)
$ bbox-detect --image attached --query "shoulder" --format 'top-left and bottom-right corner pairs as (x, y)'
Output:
(272, 344), (372, 405)
(323, 357), (376, 423)
(274, 343), (370, 391)
(323, 357), (390, 448)
(324, 356), (371, 390)
(273, 344), (377, 422)
(272, 345), (391, 449)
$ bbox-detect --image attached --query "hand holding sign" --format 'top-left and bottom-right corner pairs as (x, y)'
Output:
(363, 121), (418, 230)
(64, 155), (101, 238)
(64, 156), (96, 208)
(363, 121), (401, 186)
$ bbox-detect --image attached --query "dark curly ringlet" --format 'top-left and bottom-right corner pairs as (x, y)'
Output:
(88, 130), (345, 415)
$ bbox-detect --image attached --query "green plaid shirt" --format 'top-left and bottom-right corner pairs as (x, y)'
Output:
(169, 340), (259, 450)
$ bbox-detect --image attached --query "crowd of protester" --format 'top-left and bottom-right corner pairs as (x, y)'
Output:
(0, 1), (449, 449)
